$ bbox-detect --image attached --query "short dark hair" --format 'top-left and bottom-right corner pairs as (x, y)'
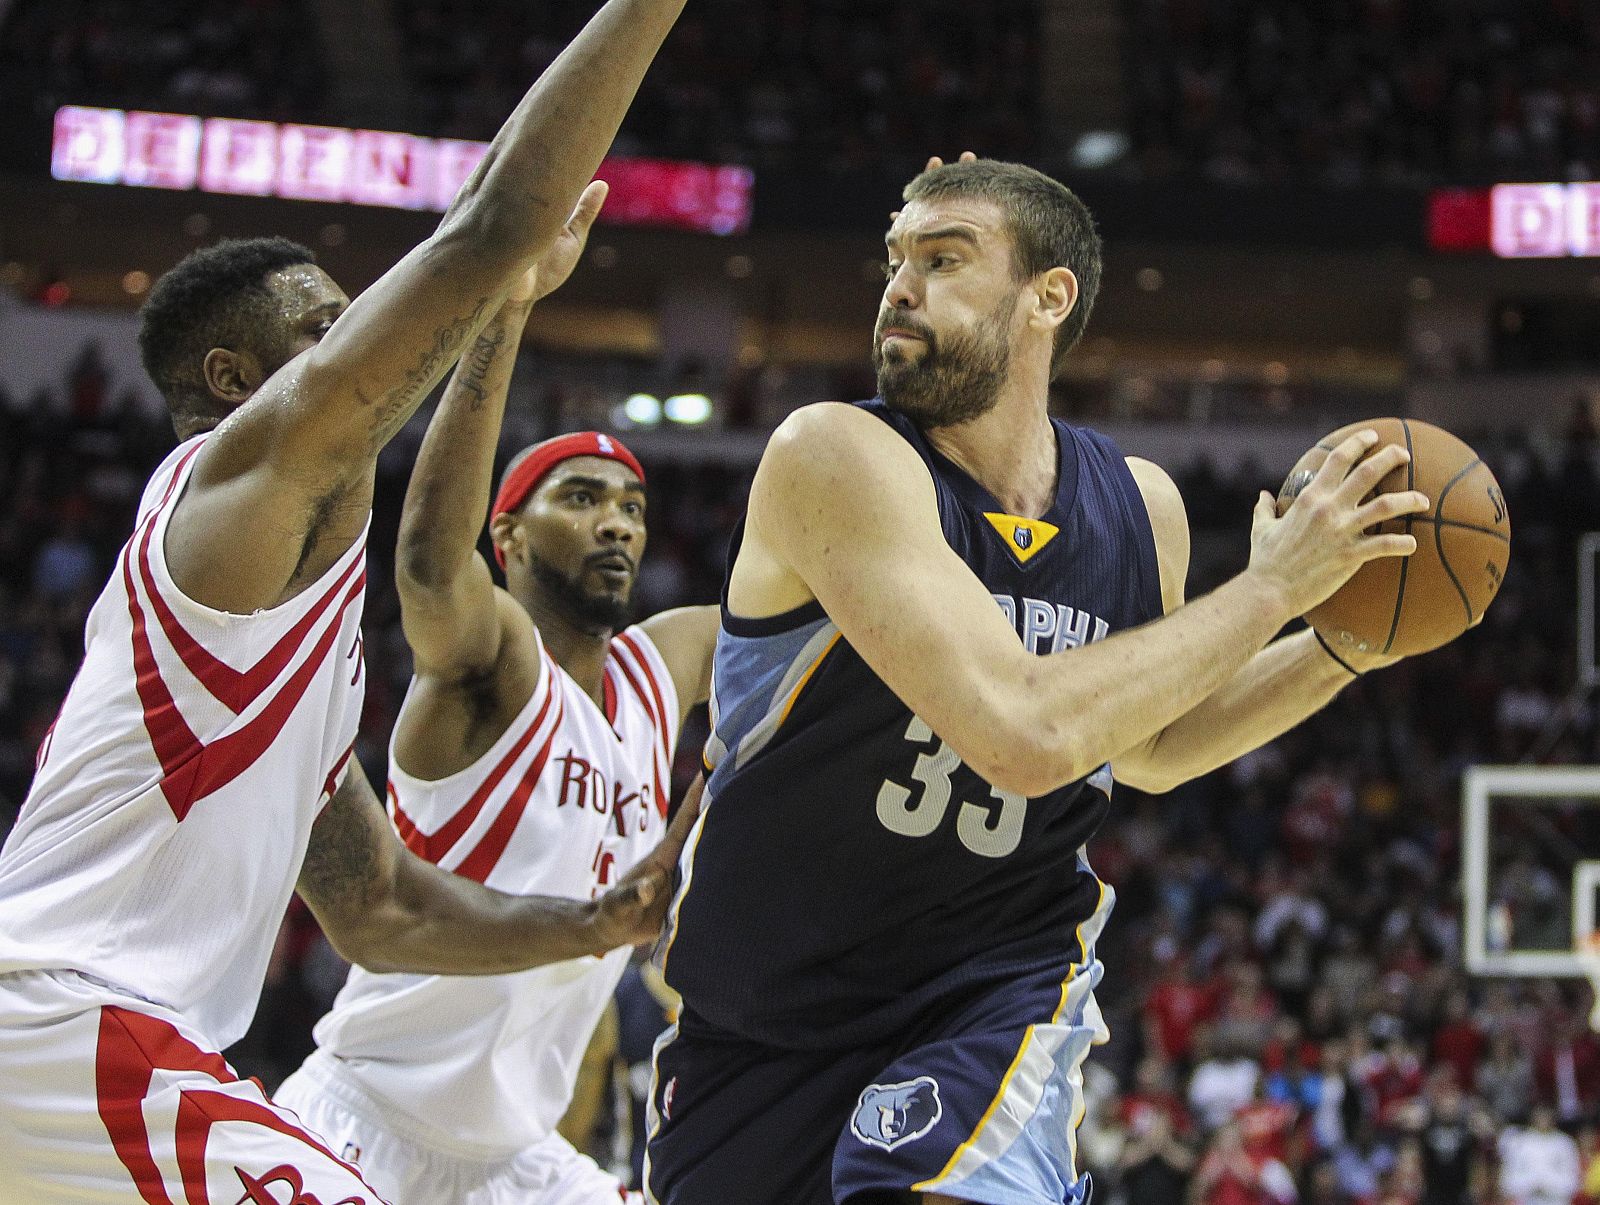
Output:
(902, 160), (1102, 378)
(138, 237), (316, 432)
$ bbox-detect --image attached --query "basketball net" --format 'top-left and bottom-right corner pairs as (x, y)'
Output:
(1580, 931), (1600, 1033)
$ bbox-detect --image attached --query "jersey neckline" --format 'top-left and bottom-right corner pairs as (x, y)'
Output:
(894, 405), (1082, 527)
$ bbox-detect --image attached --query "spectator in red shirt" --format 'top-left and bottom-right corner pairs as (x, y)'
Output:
(1194, 1120), (1299, 1205)
(1146, 952), (1220, 1067)
(1428, 989), (1484, 1092)
(1364, 1037), (1425, 1127)
(1237, 1078), (1300, 1165)
(1122, 1055), (1194, 1138)
(1213, 962), (1282, 1058)
(1535, 1011), (1600, 1125)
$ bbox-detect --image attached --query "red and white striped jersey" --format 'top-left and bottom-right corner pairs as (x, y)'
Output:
(0, 434), (368, 1048)
(304, 626), (678, 1159)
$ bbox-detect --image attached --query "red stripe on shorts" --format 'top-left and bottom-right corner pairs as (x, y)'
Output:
(96, 1005), (383, 1205)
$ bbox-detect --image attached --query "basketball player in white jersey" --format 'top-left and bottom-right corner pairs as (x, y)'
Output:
(274, 199), (718, 1202)
(0, 1), (696, 1200)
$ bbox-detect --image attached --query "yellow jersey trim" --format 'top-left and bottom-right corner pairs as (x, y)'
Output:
(982, 512), (1059, 565)
(917, 877), (1106, 1191)
(1053, 880), (1106, 1023)
(775, 632), (843, 729)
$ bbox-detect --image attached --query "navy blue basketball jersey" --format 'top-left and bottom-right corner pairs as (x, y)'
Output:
(660, 400), (1163, 1050)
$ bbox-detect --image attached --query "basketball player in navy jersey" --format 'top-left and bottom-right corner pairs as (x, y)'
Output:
(643, 157), (1428, 1205)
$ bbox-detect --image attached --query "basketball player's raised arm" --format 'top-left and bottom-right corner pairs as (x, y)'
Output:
(297, 763), (703, 974)
(747, 404), (1420, 798)
(165, 0), (689, 614)
(396, 185), (608, 681)
(1110, 459), (1404, 794)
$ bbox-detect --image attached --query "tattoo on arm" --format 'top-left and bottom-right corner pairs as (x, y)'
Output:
(370, 298), (493, 437)
(456, 325), (508, 411)
(300, 774), (389, 912)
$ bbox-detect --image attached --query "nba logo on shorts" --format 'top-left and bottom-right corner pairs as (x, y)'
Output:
(850, 1076), (942, 1151)
(1014, 525), (1032, 550)
(662, 1075), (678, 1120)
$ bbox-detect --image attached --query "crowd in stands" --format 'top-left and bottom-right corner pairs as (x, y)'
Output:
(1125, 0), (1600, 186)
(0, 0), (1038, 178)
(0, 0), (326, 124)
(13, 0), (1600, 187)
(393, 0), (1039, 173)
(5, 345), (1600, 1197)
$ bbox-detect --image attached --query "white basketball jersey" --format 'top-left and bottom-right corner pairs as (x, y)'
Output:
(307, 626), (678, 1158)
(0, 435), (368, 1048)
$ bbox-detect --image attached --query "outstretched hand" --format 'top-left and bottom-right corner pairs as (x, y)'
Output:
(588, 773), (706, 950)
(505, 179), (610, 306)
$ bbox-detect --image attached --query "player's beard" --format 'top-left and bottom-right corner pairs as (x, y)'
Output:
(527, 551), (633, 635)
(873, 290), (1017, 429)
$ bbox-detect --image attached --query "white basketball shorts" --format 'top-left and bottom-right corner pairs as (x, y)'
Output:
(275, 1053), (641, 1205)
(0, 969), (388, 1204)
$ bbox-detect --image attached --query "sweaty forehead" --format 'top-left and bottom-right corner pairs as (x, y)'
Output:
(264, 264), (348, 318)
(885, 196), (1007, 248)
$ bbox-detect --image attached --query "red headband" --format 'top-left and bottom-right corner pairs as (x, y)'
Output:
(490, 432), (646, 568)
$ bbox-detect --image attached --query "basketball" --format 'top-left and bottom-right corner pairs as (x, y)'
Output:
(1277, 418), (1511, 657)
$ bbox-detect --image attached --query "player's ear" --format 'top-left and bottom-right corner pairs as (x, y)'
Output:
(489, 512), (522, 567)
(1032, 267), (1078, 335)
(202, 347), (263, 406)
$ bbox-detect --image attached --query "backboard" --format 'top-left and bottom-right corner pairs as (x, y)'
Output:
(1462, 765), (1600, 986)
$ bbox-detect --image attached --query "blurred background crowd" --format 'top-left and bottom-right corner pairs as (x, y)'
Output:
(5, 0), (1600, 1200)
(5, 0), (1600, 183)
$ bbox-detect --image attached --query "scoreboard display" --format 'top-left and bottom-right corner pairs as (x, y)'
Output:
(50, 105), (755, 236)
(1430, 183), (1600, 258)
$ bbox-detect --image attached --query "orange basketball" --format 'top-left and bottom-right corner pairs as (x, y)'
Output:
(1277, 418), (1511, 657)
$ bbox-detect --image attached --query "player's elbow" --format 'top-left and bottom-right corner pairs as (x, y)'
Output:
(403, 216), (533, 313)
(395, 531), (459, 595)
(970, 718), (1094, 799)
(979, 758), (1060, 801)
(344, 946), (411, 976)
(315, 911), (387, 971)
(437, 186), (563, 268)
(1112, 762), (1185, 796)
(323, 907), (418, 975)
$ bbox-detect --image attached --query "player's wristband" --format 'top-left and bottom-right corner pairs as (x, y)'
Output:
(1312, 628), (1361, 678)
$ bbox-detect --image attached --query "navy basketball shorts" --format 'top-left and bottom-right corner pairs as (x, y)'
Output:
(643, 958), (1106, 1205)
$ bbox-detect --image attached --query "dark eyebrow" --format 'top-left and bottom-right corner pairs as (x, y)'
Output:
(885, 225), (983, 252)
(551, 473), (645, 494)
(304, 301), (345, 321)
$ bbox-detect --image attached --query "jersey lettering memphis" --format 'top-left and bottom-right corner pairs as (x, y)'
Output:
(993, 594), (1111, 655)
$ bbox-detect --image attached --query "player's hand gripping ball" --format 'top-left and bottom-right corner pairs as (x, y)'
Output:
(1277, 418), (1511, 657)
